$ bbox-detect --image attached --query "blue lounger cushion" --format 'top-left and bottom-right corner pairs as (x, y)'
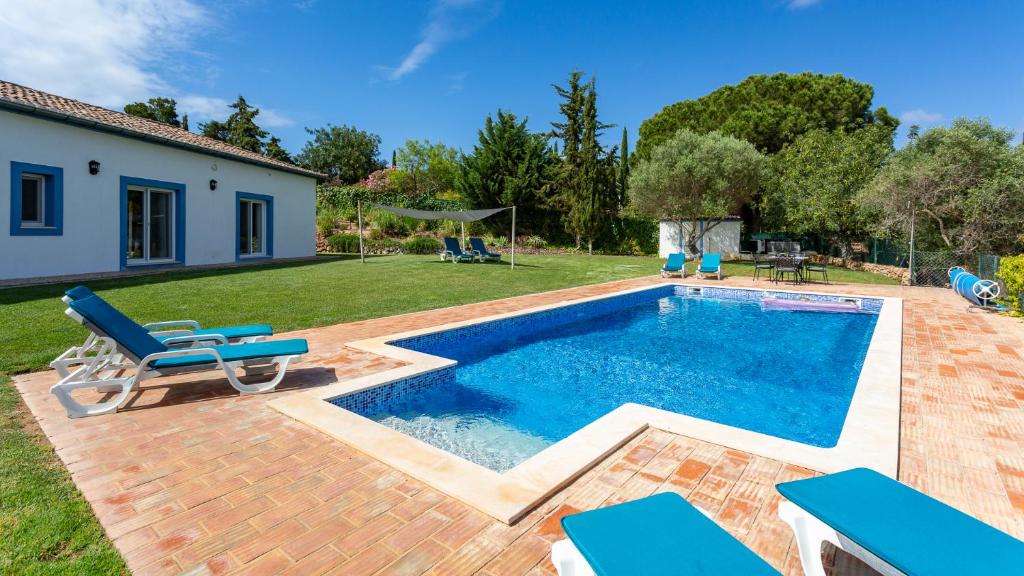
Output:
(662, 253), (685, 272)
(150, 338), (308, 369)
(66, 286), (274, 340)
(153, 324), (273, 342)
(699, 253), (721, 272)
(561, 492), (780, 575)
(776, 468), (1024, 575)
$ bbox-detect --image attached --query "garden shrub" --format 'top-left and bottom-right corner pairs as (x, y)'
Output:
(997, 254), (1024, 315)
(487, 235), (509, 248)
(523, 235), (547, 249)
(327, 233), (361, 253)
(365, 238), (404, 255)
(317, 207), (342, 236)
(404, 236), (443, 254)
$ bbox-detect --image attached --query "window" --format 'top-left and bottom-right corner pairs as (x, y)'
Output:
(10, 162), (63, 236)
(119, 177), (185, 269)
(20, 174), (44, 226)
(126, 186), (176, 263)
(236, 192), (273, 260)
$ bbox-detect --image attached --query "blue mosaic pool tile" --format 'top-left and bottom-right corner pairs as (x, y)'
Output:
(329, 367), (455, 416)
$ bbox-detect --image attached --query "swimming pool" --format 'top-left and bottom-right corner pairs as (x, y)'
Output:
(330, 285), (882, 473)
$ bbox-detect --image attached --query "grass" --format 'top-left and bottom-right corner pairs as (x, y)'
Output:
(0, 253), (895, 573)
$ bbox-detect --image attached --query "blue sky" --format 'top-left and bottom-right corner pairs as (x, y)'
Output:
(2, 1), (1021, 158)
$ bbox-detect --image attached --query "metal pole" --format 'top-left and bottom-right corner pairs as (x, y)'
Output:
(357, 200), (365, 263)
(511, 206), (516, 270)
(908, 201), (915, 285)
(461, 221), (466, 250)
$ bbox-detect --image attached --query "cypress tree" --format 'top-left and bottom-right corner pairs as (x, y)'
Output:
(618, 126), (629, 206)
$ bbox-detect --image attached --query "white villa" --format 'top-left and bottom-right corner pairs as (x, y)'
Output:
(0, 81), (323, 283)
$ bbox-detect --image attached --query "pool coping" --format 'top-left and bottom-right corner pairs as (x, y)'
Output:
(269, 282), (902, 525)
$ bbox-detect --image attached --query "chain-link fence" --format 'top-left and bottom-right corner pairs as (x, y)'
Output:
(866, 239), (1002, 287)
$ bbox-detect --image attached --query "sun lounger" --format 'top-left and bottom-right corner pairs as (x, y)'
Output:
(469, 237), (502, 262)
(660, 253), (686, 277)
(697, 253), (722, 280)
(551, 493), (780, 575)
(777, 467), (1024, 576)
(50, 294), (306, 418)
(441, 237), (475, 263)
(51, 286), (273, 378)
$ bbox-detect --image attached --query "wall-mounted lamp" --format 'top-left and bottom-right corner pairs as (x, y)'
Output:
(209, 179), (218, 191)
(88, 160), (100, 175)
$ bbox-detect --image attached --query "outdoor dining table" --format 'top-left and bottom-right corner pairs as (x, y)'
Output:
(766, 253), (808, 283)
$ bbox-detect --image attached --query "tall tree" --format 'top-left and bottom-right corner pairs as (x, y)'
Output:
(636, 72), (897, 160)
(457, 110), (554, 235)
(198, 96), (268, 153)
(263, 136), (293, 163)
(763, 125), (895, 257)
(551, 71), (617, 252)
(618, 126), (629, 206)
(629, 129), (765, 256)
(181, 113), (189, 132)
(295, 124), (385, 184)
(124, 97), (181, 127)
(858, 118), (1024, 256)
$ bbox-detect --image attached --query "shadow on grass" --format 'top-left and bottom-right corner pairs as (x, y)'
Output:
(0, 255), (378, 305)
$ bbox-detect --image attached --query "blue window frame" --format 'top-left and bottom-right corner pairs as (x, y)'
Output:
(119, 176), (186, 270)
(236, 192), (273, 261)
(10, 161), (63, 236)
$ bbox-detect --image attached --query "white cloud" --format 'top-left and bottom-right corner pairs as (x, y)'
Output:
(0, 0), (206, 107)
(899, 109), (943, 125)
(0, 0), (293, 128)
(447, 72), (468, 93)
(787, 0), (821, 9)
(382, 0), (499, 81)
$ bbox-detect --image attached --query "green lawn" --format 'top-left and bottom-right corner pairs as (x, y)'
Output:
(0, 253), (895, 573)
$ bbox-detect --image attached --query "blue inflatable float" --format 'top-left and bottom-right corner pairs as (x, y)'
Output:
(948, 266), (1001, 308)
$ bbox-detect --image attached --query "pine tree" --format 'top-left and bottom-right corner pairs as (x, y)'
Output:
(264, 136), (292, 163)
(552, 72), (617, 253)
(618, 126), (629, 206)
(199, 96), (268, 153)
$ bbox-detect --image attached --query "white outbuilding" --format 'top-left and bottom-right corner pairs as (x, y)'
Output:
(1, 80), (323, 283)
(658, 217), (742, 259)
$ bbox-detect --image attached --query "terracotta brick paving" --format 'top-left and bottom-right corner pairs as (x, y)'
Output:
(13, 274), (1024, 575)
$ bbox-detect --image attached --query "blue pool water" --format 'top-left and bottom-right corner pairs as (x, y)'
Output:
(341, 287), (880, 472)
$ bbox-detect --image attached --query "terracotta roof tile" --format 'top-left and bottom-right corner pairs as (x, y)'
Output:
(0, 80), (323, 179)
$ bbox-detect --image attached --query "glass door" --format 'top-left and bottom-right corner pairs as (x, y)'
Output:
(238, 198), (266, 257)
(126, 186), (175, 264)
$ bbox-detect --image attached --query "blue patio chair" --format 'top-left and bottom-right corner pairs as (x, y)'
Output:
(468, 237), (501, 262)
(51, 286), (274, 378)
(660, 253), (686, 277)
(51, 294), (307, 418)
(697, 253), (722, 280)
(777, 468), (1024, 576)
(551, 492), (780, 575)
(441, 237), (475, 263)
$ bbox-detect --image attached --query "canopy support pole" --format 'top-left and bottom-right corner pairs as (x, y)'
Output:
(511, 205), (516, 270)
(461, 221), (466, 250)
(357, 200), (365, 263)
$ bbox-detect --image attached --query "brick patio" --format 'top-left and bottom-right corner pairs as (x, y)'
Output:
(13, 275), (1024, 575)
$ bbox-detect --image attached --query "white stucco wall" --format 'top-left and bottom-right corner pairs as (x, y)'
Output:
(658, 219), (741, 258)
(1, 110), (316, 280)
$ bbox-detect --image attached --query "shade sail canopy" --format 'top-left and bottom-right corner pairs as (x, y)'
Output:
(367, 202), (509, 222)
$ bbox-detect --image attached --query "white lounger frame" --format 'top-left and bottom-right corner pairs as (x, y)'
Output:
(50, 308), (300, 418)
(778, 500), (903, 576)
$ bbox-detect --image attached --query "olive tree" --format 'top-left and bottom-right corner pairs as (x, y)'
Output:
(857, 118), (1024, 256)
(628, 129), (764, 256)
